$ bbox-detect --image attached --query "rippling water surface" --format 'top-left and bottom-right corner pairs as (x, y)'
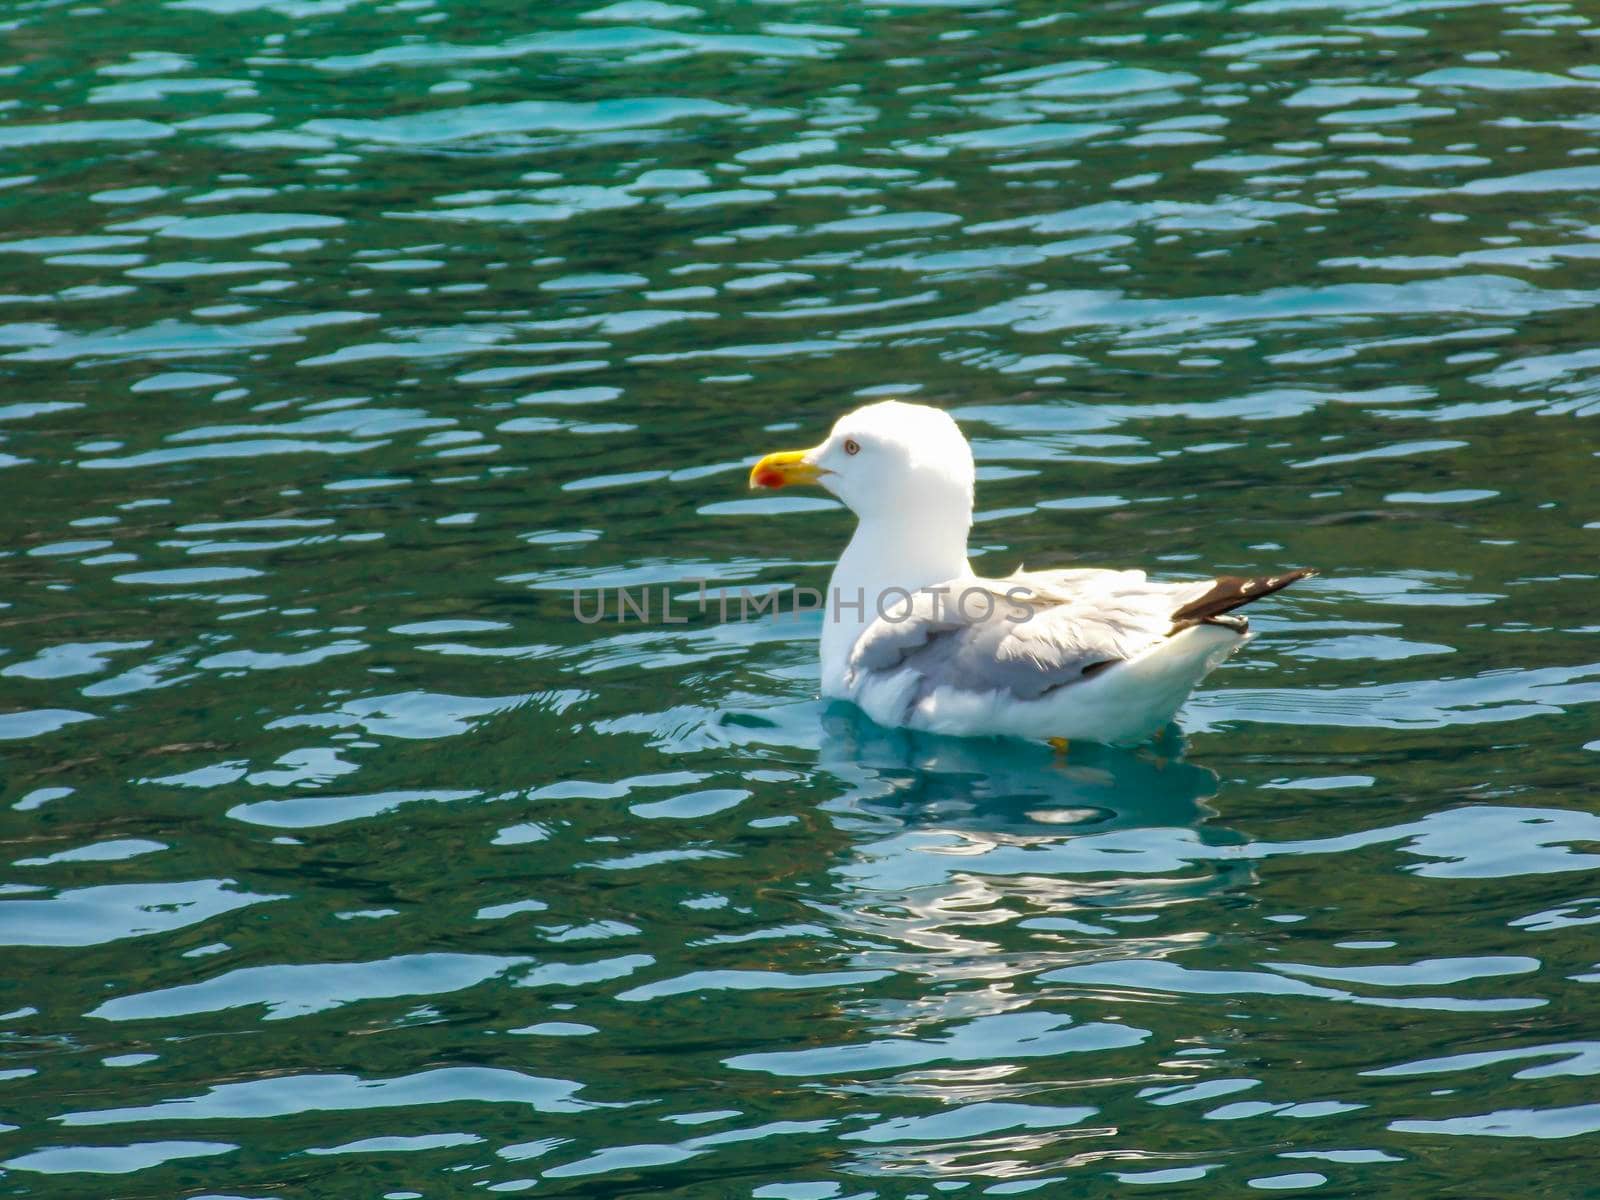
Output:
(4, 0), (1600, 1194)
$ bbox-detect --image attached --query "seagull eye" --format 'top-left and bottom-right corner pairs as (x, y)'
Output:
(844, 438), (860, 455)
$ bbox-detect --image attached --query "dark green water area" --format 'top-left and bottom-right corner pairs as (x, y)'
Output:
(2, 0), (1599, 1195)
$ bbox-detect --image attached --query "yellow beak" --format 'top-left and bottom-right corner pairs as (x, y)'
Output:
(749, 448), (823, 490)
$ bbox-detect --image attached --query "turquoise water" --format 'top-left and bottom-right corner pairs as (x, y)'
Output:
(4, 0), (1600, 1195)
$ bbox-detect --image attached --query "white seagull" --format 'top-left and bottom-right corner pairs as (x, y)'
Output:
(749, 400), (1313, 747)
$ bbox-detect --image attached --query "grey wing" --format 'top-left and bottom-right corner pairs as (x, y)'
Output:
(847, 571), (1210, 703)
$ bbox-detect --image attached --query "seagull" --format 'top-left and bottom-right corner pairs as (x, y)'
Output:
(748, 400), (1313, 747)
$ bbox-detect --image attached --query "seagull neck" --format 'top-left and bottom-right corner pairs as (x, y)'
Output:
(835, 513), (972, 596)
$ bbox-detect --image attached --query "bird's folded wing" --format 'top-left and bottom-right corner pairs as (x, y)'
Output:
(847, 570), (1217, 702)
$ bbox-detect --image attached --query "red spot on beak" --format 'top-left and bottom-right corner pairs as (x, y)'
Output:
(752, 467), (786, 489)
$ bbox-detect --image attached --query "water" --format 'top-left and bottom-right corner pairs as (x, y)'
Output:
(3, 0), (1599, 1194)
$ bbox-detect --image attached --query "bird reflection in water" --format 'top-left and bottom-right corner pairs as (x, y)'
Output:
(816, 703), (1221, 838)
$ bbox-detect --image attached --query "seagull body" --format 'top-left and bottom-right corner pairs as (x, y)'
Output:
(750, 400), (1313, 746)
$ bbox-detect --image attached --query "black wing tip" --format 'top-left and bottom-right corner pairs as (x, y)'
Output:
(1169, 567), (1317, 632)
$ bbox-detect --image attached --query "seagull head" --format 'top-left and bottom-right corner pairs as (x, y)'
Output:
(749, 400), (975, 523)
